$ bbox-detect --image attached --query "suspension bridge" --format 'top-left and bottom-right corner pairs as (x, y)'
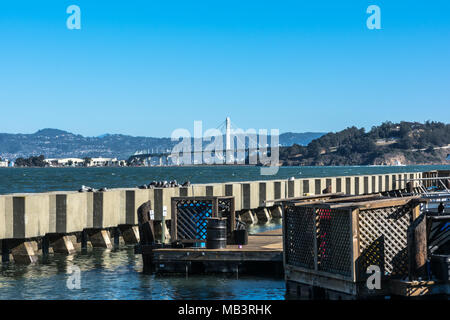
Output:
(129, 117), (276, 166)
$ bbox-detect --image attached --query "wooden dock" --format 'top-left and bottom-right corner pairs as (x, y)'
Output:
(144, 229), (283, 275)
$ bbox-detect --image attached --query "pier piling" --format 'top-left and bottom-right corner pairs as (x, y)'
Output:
(118, 225), (140, 244)
(86, 229), (113, 249)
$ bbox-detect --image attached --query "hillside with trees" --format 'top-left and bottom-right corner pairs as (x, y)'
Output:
(0, 129), (324, 160)
(280, 121), (450, 166)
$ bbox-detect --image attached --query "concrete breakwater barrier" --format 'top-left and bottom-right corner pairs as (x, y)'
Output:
(0, 172), (426, 264)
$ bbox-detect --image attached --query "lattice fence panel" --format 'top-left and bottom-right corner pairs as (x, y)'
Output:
(284, 206), (316, 269)
(358, 205), (412, 279)
(316, 208), (353, 277)
(176, 199), (214, 243)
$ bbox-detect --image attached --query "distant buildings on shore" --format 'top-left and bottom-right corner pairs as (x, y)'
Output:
(45, 157), (127, 167)
(0, 155), (126, 168)
(0, 159), (13, 167)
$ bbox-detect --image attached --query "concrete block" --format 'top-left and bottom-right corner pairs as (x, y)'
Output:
(153, 187), (179, 221)
(410, 173), (417, 189)
(205, 184), (223, 197)
(325, 178), (335, 194)
(3, 194), (50, 239)
(87, 229), (112, 249)
(372, 175), (378, 193)
(265, 181), (275, 203)
(258, 182), (269, 207)
(88, 190), (125, 229)
(49, 192), (88, 234)
(400, 173), (408, 189)
(10, 241), (38, 264)
(125, 188), (152, 225)
(192, 184), (207, 196)
(287, 180), (295, 198)
(270, 206), (283, 219)
(314, 178), (326, 195)
(354, 176), (364, 195)
(242, 182), (259, 210)
(345, 177), (355, 195)
(336, 177), (344, 193)
(300, 179), (314, 196)
(363, 176), (371, 194)
(255, 208), (271, 224)
(179, 186), (193, 197)
(225, 183), (242, 211)
(404, 173), (411, 190)
(0, 196), (5, 240)
(273, 180), (286, 201)
(394, 174), (400, 190)
(239, 210), (257, 224)
(385, 175), (393, 191)
(118, 225), (140, 244)
(378, 175), (384, 192)
(49, 235), (76, 254)
(286, 179), (303, 198)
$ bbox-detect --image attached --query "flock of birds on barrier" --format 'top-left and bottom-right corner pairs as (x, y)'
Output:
(137, 180), (191, 189)
(78, 180), (191, 193)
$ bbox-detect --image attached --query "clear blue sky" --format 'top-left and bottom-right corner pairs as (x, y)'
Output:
(1, 1), (449, 137)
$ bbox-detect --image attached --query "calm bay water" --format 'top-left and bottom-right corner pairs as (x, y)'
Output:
(0, 223), (285, 300)
(0, 164), (449, 195)
(1, 164), (449, 300)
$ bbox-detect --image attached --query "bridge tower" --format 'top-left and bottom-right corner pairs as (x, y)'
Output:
(226, 117), (231, 151)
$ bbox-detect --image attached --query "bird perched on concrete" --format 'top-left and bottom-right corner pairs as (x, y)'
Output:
(182, 181), (191, 187)
(78, 185), (90, 192)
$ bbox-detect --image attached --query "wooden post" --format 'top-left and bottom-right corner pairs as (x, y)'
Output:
(161, 206), (167, 244)
(42, 235), (50, 255)
(1, 240), (10, 263)
(313, 207), (318, 271)
(81, 230), (88, 249)
(350, 208), (360, 282)
(112, 227), (120, 247)
(408, 210), (427, 280)
(171, 199), (177, 242)
(230, 198), (236, 232)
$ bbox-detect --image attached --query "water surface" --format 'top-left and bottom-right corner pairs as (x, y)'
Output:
(1, 164), (448, 195)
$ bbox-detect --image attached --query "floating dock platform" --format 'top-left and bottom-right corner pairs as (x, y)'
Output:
(142, 229), (283, 275)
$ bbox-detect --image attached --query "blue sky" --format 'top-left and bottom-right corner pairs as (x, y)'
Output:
(0, 1), (449, 137)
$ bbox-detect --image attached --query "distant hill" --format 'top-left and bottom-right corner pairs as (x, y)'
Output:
(279, 132), (325, 146)
(280, 121), (450, 166)
(0, 129), (324, 160)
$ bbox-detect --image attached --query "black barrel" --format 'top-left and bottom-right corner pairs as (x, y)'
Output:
(206, 218), (227, 249)
(233, 229), (248, 245)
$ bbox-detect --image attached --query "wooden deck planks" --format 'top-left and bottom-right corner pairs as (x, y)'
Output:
(152, 229), (283, 263)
